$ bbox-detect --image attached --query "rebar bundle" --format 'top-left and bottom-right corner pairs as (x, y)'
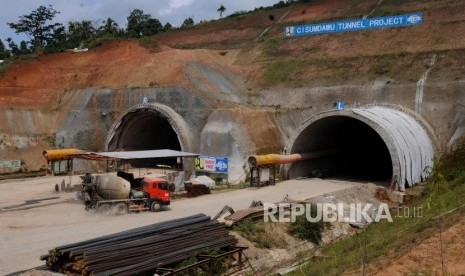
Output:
(185, 184), (211, 198)
(41, 214), (237, 275)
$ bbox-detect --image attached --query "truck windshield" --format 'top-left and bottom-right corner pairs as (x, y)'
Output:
(158, 182), (170, 191)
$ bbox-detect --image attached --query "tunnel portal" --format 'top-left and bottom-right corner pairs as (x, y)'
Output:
(290, 116), (392, 182)
(107, 104), (193, 168)
(288, 106), (434, 190)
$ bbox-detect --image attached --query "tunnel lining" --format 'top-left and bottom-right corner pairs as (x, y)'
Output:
(286, 106), (434, 191)
(106, 103), (194, 153)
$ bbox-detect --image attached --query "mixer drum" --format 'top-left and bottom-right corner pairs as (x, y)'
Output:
(92, 174), (131, 200)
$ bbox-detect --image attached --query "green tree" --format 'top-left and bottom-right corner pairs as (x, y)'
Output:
(127, 9), (149, 37)
(126, 9), (162, 37)
(217, 5), (226, 18)
(163, 22), (173, 32)
(19, 41), (31, 54)
(6, 38), (19, 55)
(46, 25), (67, 52)
(181, 17), (194, 28)
(98, 18), (120, 36)
(7, 5), (62, 50)
(142, 18), (163, 36)
(67, 20), (96, 48)
(0, 39), (10, 59)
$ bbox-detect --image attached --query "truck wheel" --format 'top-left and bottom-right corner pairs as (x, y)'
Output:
(98, 204), (112, 216)
(151, 201), (162, 212)
(114, 203), (128, 215)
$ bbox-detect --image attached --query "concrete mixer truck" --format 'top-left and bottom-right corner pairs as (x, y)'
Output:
(81, 173), (173, 215)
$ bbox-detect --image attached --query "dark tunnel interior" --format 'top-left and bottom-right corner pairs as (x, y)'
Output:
(109, 111), (181, 168)
(289, 116), (392, 183)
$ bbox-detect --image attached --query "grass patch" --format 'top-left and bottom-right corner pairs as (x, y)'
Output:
(86, 34), (120, 49)
(371, 0), (418, 17)
(138, 36), (159, 51)
(233, 220), (288, 249)
(261, 37), (280, 58)
(289, 152), (465, 275)
(261, 59), (305, 87)
(258, 49), (451, 86)
(368, 51), (410, 77)
(289, 204), (329, 245)
(405, 267), (433, 276)
(0, 58), (14, 75)
(369, 56), (392, 76)
(172, 38), (257, 51)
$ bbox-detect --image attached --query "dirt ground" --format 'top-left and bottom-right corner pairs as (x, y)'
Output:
(373, 216), (465, 276)
(3, 177), (465, 275)
(0, 174), (355, 275)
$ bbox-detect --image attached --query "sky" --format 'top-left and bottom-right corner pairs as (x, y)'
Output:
(0, 0), (280, 44)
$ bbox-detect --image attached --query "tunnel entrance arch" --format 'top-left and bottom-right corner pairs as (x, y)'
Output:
(286, 106), (434, 191)
(106, 103), (194, 167)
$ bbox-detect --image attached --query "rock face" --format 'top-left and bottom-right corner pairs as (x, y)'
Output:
(1, 77), (463, 185)
(0, 37), (465, 187)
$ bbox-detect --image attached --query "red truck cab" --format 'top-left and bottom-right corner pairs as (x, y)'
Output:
(142, 176), (172, 211)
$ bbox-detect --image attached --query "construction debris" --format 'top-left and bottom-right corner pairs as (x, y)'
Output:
(41, 214), (243, 275)
(224, 198), (301, 225)
(225, 207), (264, 223)
(213, 205), (235, 221)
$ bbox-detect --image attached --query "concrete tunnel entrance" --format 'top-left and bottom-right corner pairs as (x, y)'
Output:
(287, 106), (434, 191)
(290, 116), (392, 182)
(107, 103), (194, 168)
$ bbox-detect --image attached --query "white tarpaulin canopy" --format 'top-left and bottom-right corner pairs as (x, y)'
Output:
(75, 149), (199, 160)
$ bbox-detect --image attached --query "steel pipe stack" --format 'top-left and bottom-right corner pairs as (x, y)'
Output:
(41, 214), (237, 275)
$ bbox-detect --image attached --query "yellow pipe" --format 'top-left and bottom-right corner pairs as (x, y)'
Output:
(42, 149), (83, 161)
(248, 149), (339, 167)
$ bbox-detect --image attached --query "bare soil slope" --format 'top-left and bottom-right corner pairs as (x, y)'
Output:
(1, 0), (465, 107)
(0, 41), (244, 108)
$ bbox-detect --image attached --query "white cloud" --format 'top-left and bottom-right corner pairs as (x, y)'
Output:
(159, 0), (194, 17)
(169, 0), (194, 10)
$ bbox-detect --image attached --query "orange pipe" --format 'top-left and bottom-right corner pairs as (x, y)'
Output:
(248, 149), (339, 167)
(42, 149), (83, 161)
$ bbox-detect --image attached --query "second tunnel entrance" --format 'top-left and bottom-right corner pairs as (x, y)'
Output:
(289, 116), (392, 182)
(287, 106), (434, 190)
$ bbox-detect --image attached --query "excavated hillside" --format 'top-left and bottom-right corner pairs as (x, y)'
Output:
(0, 0), (464, 183)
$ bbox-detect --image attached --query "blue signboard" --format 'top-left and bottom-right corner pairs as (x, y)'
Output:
(285, 13), (423, 37)
(215, 157), (228, 174)
(336, 101), (346, 110)
(195, 156), (228, 174)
